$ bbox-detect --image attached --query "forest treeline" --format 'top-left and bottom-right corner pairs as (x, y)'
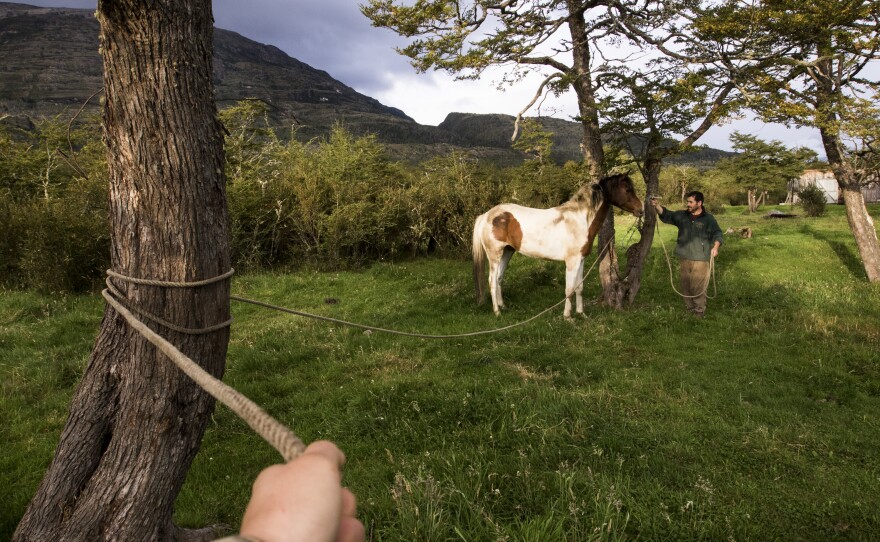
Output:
(1, 101), (807, 292)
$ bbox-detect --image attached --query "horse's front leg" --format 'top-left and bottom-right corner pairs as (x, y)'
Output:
(563, 258), (581, 319)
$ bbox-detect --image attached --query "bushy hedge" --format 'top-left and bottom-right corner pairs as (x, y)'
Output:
(0, 116), (109, 292)
(2, 104), (597, 291)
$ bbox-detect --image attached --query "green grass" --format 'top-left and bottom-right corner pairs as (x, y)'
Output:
(3, 204), (879, 540)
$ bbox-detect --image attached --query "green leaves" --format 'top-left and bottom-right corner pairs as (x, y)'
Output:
(715, 131), (817, 193)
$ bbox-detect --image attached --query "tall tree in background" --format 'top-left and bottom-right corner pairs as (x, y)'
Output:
(15, 0), (230, 540)
(362, 0), (681, 307)
(598, 62), (738, 304)
(716, 132), (817, 212)
(703, 0), (880, 281)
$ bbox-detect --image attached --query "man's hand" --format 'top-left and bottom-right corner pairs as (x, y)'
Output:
(650, 197), (663, 213)
(239, 441), (365, 542)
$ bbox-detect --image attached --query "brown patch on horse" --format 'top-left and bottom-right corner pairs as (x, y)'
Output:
(582, 200), (610, 256)
(492, 211), (523, 250)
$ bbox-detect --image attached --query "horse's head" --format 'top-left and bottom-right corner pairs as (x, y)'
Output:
(598, 174), (644, 217)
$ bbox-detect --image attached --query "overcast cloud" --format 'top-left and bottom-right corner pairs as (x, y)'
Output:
(17, 0), (831, 154)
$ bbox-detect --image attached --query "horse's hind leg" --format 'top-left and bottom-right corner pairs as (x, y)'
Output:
(496, 246), (515, 309)
(487, 253), (502, 315)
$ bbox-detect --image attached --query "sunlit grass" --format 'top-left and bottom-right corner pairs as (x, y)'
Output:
(3, 204), (879, 540)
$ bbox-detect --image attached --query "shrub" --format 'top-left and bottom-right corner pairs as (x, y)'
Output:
(0, 116), (109, 292)
(508, 159), (584, 208)
(797, 184), (827, 217)
(4, 193), (109, 293)
(407, 152), (506, 257)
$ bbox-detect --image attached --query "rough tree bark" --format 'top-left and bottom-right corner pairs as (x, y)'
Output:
(616, 157), (659, 306)
(14, 1), (230, 541)
(566, 2), (605, 182)
(565, 2), (632, 305)
(824, 132), (880, 282)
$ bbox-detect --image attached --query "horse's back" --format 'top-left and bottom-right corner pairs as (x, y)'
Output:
(485, 203), (569, 225)
(479, 202), (587, 261)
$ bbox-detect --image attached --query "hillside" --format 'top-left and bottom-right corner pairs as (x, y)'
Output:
(0, 2), (730, 165)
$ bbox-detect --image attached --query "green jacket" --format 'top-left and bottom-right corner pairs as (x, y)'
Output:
(658, 208), (723, 261)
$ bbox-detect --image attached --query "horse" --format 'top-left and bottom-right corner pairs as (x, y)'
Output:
(472, 174), (644, 318)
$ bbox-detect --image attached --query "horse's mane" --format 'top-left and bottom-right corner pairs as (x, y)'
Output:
(558, 177), (613, 212)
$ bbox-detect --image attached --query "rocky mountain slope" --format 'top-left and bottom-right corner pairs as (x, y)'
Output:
(0, 2), (729, 165)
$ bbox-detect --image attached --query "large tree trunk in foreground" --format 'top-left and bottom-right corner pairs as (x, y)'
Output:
(15, 1), (230, 540)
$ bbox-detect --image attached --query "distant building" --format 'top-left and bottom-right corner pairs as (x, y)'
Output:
(787, 169), (880, 204)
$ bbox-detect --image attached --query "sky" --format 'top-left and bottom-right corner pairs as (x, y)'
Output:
(19, 0), (833, 156)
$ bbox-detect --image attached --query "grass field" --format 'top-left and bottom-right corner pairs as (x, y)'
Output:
(2, 204), (879, 541)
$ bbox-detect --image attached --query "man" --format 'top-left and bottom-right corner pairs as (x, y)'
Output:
(651, 191), (723, 318)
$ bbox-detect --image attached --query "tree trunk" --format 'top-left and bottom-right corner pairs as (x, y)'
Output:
(566, 2), (605, 180)
(566, 2), (628, 304)
(756, 190), (767, 209)
(600, 156), (659, 308)
(14, 1), (230, 541)
(822, 129), (880, 282)
(838, 185), (880, 281)
(597, 213), (621, 307)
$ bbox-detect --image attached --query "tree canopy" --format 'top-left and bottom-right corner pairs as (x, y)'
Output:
(717, 132), (817, 192)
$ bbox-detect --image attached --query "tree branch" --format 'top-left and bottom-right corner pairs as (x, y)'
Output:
(511, 72), (564, 141)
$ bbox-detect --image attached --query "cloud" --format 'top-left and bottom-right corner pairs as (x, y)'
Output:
(212, 0), (416, 94)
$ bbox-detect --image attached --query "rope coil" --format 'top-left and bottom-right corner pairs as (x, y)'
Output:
(106, 267), (235, 288)
(105, 269), (236, 334)
(654, 221), (717, 299)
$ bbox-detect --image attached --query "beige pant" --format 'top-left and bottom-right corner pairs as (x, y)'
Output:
(680, 259), (710, 315)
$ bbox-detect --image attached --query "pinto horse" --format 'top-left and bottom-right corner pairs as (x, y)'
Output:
(472, 174), (644, 317)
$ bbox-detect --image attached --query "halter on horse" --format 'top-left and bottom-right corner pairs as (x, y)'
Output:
(472, 174), (644, 318)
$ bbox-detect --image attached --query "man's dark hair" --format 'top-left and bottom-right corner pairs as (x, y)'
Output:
(686, 190), (704, 203)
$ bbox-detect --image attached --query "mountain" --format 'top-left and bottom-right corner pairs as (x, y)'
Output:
(0, 2), (730, 165)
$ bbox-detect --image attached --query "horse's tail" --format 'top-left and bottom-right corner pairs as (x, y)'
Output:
(472, 213), (487, 305)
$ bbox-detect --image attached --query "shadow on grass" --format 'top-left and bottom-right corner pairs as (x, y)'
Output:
(802, 225), (866, 279)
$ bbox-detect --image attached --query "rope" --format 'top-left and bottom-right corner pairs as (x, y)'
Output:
(105, 269), (235, 334)
(229, 238), (613, 339)
(654, 221), (717, 299)
(97, 239), (613, 463)
(105, 277), (233, 334)
(101, 288), (305, 462)
(107, 268), (235, 287)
